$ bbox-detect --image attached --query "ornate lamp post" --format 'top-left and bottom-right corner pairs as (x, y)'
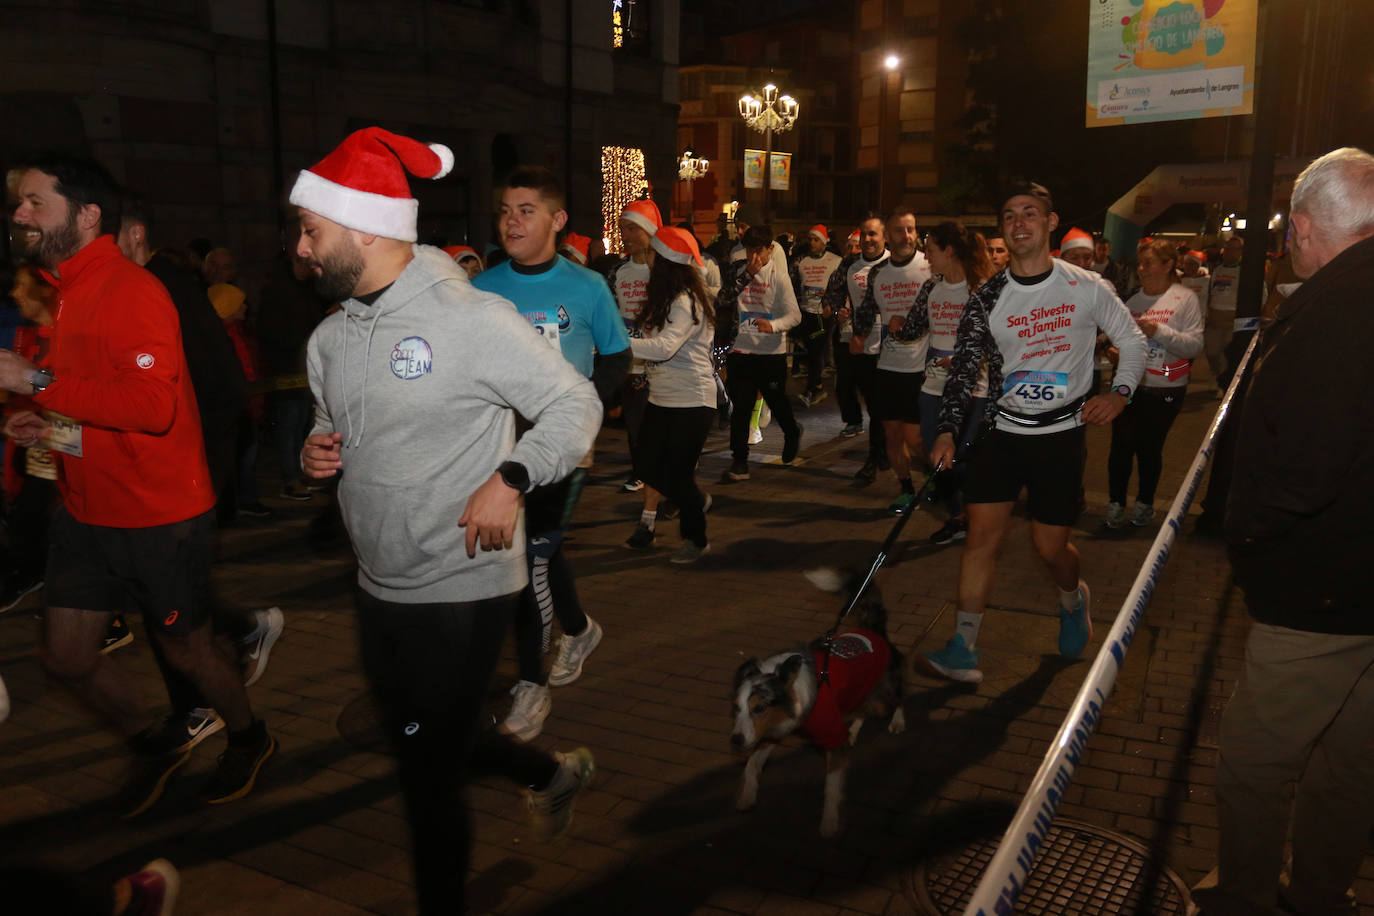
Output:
(738, 83), (799, 226)
(678, 147), (709, 226)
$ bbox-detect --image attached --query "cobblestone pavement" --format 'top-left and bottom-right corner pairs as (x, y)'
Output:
(2, 367), (1371, 915)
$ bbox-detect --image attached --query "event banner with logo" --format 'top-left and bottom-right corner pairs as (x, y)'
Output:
(744, 150), (792, 190)
(1086, 0), (1256, 128)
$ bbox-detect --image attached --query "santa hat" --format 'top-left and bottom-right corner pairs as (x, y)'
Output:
(1060, 227), (1094, 253)
(289, 127), (454, 242)
(651, 226), (703, 267)
(620, 199), (663, 235)
(848, 229), (860, 243)
(808, 224), (829, 243)
(560, 233), (591, 264)
(442, 244), (480, 263)
(1184, 249), (1206, 264)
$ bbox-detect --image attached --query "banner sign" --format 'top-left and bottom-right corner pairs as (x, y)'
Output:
(1086, 0), (1257, 128)
(744, 150), (792, 190)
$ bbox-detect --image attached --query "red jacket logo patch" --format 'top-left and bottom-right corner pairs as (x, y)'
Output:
(136, 353), (155, 369)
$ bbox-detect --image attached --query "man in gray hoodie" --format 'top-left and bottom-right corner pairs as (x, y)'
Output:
(291, 127), (602, 914)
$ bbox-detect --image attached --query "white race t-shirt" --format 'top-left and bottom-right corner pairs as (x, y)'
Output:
(1126, 283), (1205, 388)
(796, 251), (842, 314)
(990, 261), (1145, 435)
(613, 258), (651, 375)
(840, 252), (889, 346)
(871, 255), (932, 373)
(922, 279), (988, 397)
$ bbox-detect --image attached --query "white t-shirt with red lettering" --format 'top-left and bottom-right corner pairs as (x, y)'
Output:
(1126, 283), (1205, 389)
(796, 251), (842, 315)
(613, 258), (651, 375)
(871, 256), (932, 373)
(922, 279), (988, 398)
(840, 251), (889, 345)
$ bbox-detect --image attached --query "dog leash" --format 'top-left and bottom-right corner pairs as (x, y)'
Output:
(817, 458), (945, 685)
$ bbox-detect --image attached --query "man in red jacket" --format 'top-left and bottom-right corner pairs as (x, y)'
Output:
(0, 153), (273, 817)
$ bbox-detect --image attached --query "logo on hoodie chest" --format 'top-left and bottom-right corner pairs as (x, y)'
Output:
(391, 336), (433, 380)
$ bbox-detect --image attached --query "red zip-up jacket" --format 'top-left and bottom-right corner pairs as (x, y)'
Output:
(35, 236), (214, 527)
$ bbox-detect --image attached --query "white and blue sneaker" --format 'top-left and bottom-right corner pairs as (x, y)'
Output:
(1058, 580), (1093, 659)
(917, 634), (983, 684)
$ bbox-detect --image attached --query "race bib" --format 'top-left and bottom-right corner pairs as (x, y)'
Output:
(1001, 370), (1068, 412)
(45, 411), (84, 458)
(740, 311), (771, 332)
(532, 321), (562, 353)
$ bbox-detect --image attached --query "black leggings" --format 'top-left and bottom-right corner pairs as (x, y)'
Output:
(634, 404), (715, 547)
(1107, 389), (1184, 504)
(832, 344), (887, 459)
(515, 471), (588, 685)
(725, 352), (800, 461)
(357, 589), (557, 915)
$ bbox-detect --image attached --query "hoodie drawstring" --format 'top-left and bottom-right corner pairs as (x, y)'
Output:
(340, 308), (380, 449)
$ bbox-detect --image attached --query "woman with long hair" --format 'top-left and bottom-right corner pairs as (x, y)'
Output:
(1103, 237), (1203, 528)
(626, 227), (718, 564)
(889, 220), (993, 545)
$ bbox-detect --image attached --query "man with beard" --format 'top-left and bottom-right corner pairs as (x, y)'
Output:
(0, 153), (274, 816)
(294, 129), (601, 913)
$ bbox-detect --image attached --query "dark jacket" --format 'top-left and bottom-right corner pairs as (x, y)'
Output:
(1226, 234), (1374, 633)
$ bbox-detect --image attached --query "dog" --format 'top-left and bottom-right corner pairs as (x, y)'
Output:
(730, 567), (907, 837)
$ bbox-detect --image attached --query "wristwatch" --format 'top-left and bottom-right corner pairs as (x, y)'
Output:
(1112, 384), (1133, 402)
(27, 368), (54, 394)
(496, 460), (530, 493)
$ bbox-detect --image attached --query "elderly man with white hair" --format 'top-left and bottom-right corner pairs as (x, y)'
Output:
(1202, 147), (1374, 916)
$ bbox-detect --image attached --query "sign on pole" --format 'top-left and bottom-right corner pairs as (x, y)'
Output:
(744, 150), (792, 190)
(1086, 0), (1257, 128)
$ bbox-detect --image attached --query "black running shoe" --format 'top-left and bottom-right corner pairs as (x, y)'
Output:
(854, 459), (878, 484)
(120, 749), (191, 819)
(203, 732), (276, 806)
(782, 424), (803, 464)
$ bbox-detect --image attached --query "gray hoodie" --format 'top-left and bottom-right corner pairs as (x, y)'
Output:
(306, 245), (602, 603)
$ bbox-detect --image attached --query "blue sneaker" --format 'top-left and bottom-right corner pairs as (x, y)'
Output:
(917, 634), (983, 684)
(888, 491), (916, 515)
(1057, 580), (1093, 659)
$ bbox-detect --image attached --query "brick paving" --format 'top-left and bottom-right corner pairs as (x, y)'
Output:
(2, 367), (1372, 915)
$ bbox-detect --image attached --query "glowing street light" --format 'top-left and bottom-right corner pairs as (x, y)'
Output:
(739, 82), (800, 225)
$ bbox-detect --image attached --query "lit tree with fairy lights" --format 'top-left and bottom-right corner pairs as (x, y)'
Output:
(601, 145), (646, 254)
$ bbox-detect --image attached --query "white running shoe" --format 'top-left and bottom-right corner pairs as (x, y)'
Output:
(239, 607), (284, 687)
(1129, 502), (1155, 528)
(548, 617), (603, 687)
(526, 747), (594, 841)
(500, 680), (551, 742)
(1103, 502), (1125, 529)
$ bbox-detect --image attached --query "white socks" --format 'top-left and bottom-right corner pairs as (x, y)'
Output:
(1060, 586), (1081, 610)
(640, 510), (657, 532)
(956, 611), (983, 648)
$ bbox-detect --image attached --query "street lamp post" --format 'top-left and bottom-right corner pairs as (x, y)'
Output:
(678, 147), (710, 227)
(880, 54), (899, 215)
(738, 83), (799, 226)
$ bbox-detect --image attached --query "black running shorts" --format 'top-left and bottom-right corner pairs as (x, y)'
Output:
(962, 425), (1086, 526)
(873, 369), (924, 424)
(46, 506), (215, 636)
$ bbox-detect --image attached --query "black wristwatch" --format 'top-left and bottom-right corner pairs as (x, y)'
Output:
(28, 368), (54, 394)
(496, 460), (530, 493)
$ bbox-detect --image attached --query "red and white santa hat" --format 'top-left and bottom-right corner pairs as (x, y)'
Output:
(289, 127), (454, 242)
(848, 229), (860, 243)
(620, 199), (663, 235)
(1184, 249), (1206, 264)
(809, 224), (829, 243)
(442, 244), (480, 263)
(1060, 227), (1094, 254)
(650, 226), (702, 267)
(560, 233), (591, 264)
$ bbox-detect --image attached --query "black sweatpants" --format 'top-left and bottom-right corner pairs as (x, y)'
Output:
(357, 588), (558, 915)
(1107, 388), (1185, 505)
(725, 352), (800, 461)
(634, 404), (715, 548)
(832, 344), (886, 460)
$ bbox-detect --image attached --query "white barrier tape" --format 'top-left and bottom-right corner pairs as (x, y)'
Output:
(963, 332), (1260, 916)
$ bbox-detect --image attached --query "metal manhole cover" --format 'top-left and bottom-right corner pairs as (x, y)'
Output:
(909, 817), (1193, 914)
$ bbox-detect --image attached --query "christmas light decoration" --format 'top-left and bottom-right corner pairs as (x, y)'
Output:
(601, 145), (646, 254)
